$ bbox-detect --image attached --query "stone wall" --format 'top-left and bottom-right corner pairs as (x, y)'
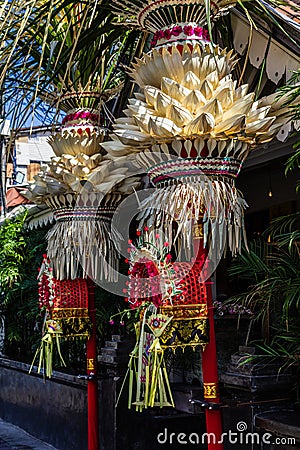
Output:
(0, 357), (208, 450)
(0, 358), (89, 450)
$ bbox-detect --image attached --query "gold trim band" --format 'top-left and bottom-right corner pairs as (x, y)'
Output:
(52, 308), (89, 319)
(203, 382), (218, 399)
(159, 304), (208, 319)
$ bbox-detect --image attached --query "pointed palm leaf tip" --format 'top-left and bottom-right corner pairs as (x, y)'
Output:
(102, 0), (299, 255)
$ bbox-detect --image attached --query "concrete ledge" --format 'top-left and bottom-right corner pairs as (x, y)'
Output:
(0, 357), (87, 389)
(0, 358), (88, 450)
(255, 410), (300, 442)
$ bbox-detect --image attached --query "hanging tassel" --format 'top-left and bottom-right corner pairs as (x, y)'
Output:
(29, 320), (66, 378)
(137, 178), (247, 256)
(124, 305), (174, 411)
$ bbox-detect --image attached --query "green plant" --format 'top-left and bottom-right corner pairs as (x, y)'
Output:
(0, 212), (49, 360)
(0, 0), (142, 129)
(0, 211), (27, 291)
(227, 214), (300, 374)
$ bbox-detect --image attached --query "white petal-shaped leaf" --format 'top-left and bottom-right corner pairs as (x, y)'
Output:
(223, 93), (255, 120)
(212, 86), (234, 110)
(161, 46), (184, 83)
(144, 86), (161, 106)
(255, 123), (285, 143)
(182, 90), (207, 114)
(199, 79), (214, 100)
(233, 84), (249, 101)
(148, 116), (182, 137)
(182, 49), (201, 74)
(128, 98), (148, 107)
(185, 113), (215, 134)
(76, 153), (90, 164)
(155, 90), (180, 114)
(63, 172), (79, 185)
(114, 128), (151, 146)
(72, 165), (90, 178)
(128, 103), (156, 117)
(161, 77), (191, 102)
(101, 141), (142, 156)
(205, 70), (219, 88)
(166, 104), (193, 127)
(246, 106), (271, 123)
(182, 71), (201, 90)
(134, 92), (146, 102)
(214, 115), (246, 134)
(246, 117), (276, 133)
(87, 166), (109, 185)
(200, 98), (223, 121)
(117, 117), (141, 126)
(129, 50), (169, 88)
(199, 53), (210, 78)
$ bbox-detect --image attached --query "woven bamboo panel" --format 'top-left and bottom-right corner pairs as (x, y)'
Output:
(53, 278), (89, 309)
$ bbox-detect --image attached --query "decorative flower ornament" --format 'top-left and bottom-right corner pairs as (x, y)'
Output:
(150, 24), (210, 47)
(118, 231), (209, 410)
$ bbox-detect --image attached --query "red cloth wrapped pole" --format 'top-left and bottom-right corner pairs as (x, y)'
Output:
(193, 227), (224, 450)
(87, 279), (99, 450)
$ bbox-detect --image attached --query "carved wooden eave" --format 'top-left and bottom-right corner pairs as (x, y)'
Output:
(231, 10), (300, 87)
(230, 3), (300, 168)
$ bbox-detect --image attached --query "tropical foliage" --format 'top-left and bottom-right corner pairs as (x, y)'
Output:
(0, 212), (46, 358)
(281, 68), (300, 192)
(225, 48), (300, 370)
(0, 0), (142, 129)
(227, 213), (300, 370)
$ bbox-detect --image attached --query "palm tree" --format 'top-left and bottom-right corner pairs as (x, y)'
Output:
(0, 0), (298, 130)
(0, 0), (143, 129)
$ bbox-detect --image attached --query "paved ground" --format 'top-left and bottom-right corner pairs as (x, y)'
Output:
(0, 419), (58, 450)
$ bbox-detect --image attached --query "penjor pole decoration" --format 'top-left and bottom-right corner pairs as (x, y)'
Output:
(103, 0), (296, 447)
(25, 73), (141, 450)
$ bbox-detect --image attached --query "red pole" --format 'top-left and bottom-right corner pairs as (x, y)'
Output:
(193, 224), (223, 450)
(87, 279), (99, 450)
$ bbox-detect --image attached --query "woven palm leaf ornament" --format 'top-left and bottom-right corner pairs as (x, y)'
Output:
(23, 13), (143, 282)
(25, 95), (142, 281)
(119, 232), (209, 410)
(105, 0), (299, 411)
(103, 0), (298, 258)
(30, 255), (92, 377)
